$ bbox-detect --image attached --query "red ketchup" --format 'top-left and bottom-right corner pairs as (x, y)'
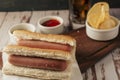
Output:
(42, 19), (60, 27)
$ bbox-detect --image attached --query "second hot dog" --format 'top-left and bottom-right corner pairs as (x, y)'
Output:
(18, 40), (72, 52)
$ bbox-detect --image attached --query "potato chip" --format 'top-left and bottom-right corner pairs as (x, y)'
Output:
(87, 2), (109, 29)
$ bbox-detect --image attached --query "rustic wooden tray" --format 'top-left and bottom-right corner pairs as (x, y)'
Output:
(66, 27), (120, 72)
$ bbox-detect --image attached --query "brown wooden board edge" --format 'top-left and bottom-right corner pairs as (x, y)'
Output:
(65, 27), (120, 73)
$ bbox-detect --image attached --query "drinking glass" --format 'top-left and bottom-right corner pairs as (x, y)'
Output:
(69, 0), (90, 29)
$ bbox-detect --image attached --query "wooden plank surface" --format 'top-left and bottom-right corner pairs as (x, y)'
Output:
(95, 53), (118, 80)
(0, 9), (120, 80)
(112, 48), (120, 79)
(0, 12), (6, 28)
(0, 11), (31, 51)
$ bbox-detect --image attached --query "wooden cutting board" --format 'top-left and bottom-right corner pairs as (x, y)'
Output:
(66, 27), (120, 72)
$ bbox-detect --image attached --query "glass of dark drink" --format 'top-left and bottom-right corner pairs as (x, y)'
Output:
(69, 0), (90, 29)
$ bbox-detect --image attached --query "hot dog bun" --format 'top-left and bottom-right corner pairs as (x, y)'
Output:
(3, 62), (71, 80)
(12, 30), (76, 59)
(13, 30), (76, 46)
(3, 45), (71, 60)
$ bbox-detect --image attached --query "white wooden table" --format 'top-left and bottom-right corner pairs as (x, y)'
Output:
(0, 9), (120, 80)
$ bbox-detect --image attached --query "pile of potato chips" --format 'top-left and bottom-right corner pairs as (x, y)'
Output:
(87, 2), (116, 29)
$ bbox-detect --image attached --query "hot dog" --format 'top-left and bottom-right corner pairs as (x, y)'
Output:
(9, 55), (67, 71)
(13, 30), (75, 50)
(2, 30), (76, 80)
(18, 40), (72, 52)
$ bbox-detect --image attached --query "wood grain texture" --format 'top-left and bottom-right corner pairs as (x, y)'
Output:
(0, 11), (32, 50)
(95, 53), (119, 80)
(66, 27), (120, 73)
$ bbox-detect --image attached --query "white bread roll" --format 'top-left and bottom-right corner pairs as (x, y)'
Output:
(13, 30), (76, 46)
(3, 45), (71, 60)
(2, 62), (71, 80)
